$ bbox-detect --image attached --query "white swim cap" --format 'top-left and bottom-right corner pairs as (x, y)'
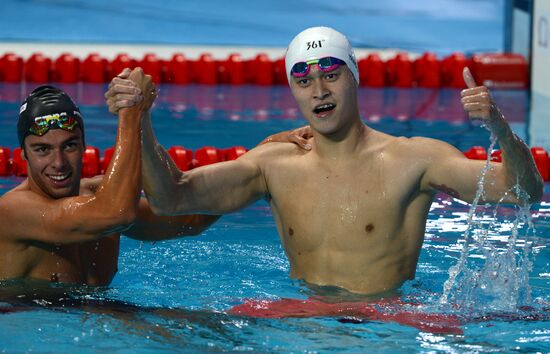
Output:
(285, 26), (359, 84)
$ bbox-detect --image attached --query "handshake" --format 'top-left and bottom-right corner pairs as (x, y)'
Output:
(105, 67), (157, 114)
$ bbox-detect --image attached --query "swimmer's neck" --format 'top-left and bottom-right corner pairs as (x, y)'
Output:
(312, 118), (368, 159)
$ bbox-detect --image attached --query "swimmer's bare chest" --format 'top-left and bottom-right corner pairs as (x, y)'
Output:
(264, 151), (432, 292)
(0, 233), (119, 285)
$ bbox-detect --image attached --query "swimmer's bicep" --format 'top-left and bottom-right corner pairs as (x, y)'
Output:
(174, 158), (266, 214)
(420, 144), (488, 203)
(0, 193), (113, 244)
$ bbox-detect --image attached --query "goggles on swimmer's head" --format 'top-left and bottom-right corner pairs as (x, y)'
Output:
(290, 56), (346, 78)
(28, 112), (79, 136)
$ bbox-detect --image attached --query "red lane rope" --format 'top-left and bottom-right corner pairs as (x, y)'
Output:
(0, 145), (547, 181)
(0, 52), (528, 89)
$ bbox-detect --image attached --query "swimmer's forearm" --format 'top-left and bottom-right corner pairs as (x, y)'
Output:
(91, 107), (141, 222)
(124, 200), (221, 240)
(489, 106), (543, 203)
(141, 112), (184, 215)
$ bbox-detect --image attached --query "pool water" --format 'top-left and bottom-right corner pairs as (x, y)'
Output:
(0, 84), (548, 353)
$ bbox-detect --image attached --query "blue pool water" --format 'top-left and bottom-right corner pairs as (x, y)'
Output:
(0, 84), (548, 352)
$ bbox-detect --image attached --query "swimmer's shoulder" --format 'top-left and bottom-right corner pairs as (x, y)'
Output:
(379, 134), (463, 159)
(239, 141), (310, 164)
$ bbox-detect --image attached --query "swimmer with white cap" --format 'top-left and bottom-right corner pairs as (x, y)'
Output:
(109, 26), (543, 297)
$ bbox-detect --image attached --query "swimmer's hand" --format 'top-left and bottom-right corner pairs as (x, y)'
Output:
(259, 125), (313, 150)
(105, 68), (156, 114)
(127, 68), (157, 112)
(460, 67), (504, 130)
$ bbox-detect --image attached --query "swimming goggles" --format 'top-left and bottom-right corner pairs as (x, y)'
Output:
(29, 112), (79, 136)
(290, 56), (346, 78)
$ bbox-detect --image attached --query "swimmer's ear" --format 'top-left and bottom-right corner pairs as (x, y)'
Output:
(463, 67), (478, 88)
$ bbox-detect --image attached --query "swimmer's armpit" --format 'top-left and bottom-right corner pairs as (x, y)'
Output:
(428, 182), (461, 199)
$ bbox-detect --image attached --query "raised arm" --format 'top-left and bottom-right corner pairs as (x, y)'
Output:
(421, 68), (543, 204)
(141, 111), (268, 215)
(0, 68), (155, 244)
(105, 69), (310, 217)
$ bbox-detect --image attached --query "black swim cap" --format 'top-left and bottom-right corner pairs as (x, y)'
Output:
(18, 85), (85, 146)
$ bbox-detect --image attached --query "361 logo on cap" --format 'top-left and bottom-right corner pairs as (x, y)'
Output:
(306, 40), (325, 50)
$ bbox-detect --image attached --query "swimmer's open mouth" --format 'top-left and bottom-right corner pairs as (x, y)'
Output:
(313, 103), (336, 115)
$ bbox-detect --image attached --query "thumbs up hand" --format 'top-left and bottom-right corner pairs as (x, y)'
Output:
(460, 67), (494, 122)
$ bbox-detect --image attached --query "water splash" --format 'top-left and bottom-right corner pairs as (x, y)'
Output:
(439, 132), (537, 313)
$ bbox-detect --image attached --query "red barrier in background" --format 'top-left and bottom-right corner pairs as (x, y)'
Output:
(109, 53), (136, 80)
(53, 53), (80, 83)
(81, 53), (108, 83)
(1, 53), (24, 82)
(25, 53), (51, 83)
(414, 52), (440, 88)
(387, 53), (413, 88)
(0, 51), (529, 88)
(359, 54), (386, 87)
(441, 53), (470, 88)
(225, 53), (245, 85)
(167, 53), (190, 84)
(140, 53), (162, 83)
(471, 53), (528, 89)
(0, 145), (546, 182)
(195, 53), (217, 84)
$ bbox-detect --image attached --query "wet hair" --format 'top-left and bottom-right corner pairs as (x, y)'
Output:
(17, 85), (85, 147)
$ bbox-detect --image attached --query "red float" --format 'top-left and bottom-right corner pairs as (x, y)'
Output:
(414, 52), (440, 88)
(108, 53), (136, 80)
(386, 53), (413, 88)
(139, 53), (162, 83)
(53, 53), (80, 83)
(222, 146), (247, 161)
(463, 146), (487, 160)
(167, 53), (190, 84)
(194, 146), (220, 167)
(25, 53), (52, 83)
(490, 149), (502, 162)
(531, 147), (549, 181)
(441, 53), (468, 88)
(471, 53), (528, 89)
(226, 53), (245, 85)
(0, 147), (11, 176)
(81, 53), (108, 83)
(359, 53), (385, 87)
(1, 53), (24, 82)
(196, 53), (217, 85)
(273, 57), (287, 85)
(12, 147), (27, 176)
(254, 53), (274, 85)
(168, 146), (193, 171)
(82, 147), (100, 178)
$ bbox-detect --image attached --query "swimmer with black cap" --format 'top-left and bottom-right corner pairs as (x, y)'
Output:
(18, 85), (85, 148)
(109, 27), (542, 297)
(0, 68), (222, 290)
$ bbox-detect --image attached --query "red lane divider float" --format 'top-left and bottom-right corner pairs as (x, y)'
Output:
(0, 146), (547, 182)
(0, 51), (528, 88)
(462, 146), (550, 182)
(0, 146), (248, 178)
